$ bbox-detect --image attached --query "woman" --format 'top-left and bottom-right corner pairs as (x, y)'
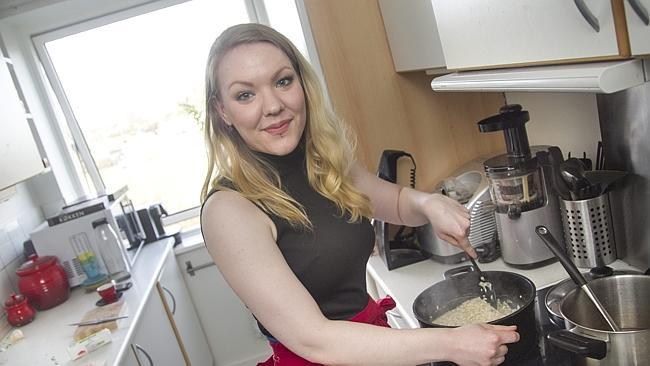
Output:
(200, 23), (518, 366)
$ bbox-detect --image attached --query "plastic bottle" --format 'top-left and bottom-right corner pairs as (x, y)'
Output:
(92, 218), (131, 281)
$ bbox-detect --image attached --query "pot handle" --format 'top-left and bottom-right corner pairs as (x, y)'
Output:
(547, 329), (607, 360)
(443, 265), (476, 279)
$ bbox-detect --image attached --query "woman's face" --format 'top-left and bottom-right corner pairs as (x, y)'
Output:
(216, 42), (307, 156)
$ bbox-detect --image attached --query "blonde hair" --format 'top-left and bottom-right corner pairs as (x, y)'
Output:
(201, 23), (371, 229)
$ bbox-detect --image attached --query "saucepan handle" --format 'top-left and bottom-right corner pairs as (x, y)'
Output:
(547, 329), (607, 360)
(535, 225), (587, 287)
(443, 265), (476, 279)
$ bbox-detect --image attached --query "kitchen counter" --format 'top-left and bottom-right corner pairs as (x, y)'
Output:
(366, 254), (640, 329)
(0, 237), (174, 366)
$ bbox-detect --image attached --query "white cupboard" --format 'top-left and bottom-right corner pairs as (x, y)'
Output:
(158, 253), (214, 366)
(178, 246), (271, 366)
(378, 0), (446, 72)
(625, 0), (650, 55)
(432, 0), (626, 70)
(126, 288), (186, 366)
(0, 56), (43, 190)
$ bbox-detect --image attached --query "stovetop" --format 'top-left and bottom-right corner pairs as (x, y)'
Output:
(501, 286), (573, 366)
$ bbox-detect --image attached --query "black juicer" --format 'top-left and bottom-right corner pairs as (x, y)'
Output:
(478, 105), (563, 268)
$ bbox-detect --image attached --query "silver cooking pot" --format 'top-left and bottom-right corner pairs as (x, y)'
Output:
(548, 275), (650, 365)
(545, 267), (641, 326)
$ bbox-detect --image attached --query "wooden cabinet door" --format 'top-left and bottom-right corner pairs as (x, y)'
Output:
(432, 0), (624, 70)
(0, 60), (43, 190)
(158, 253), (214, 366)
(625, 0), (650, 55)
(130, 289), (185, 366)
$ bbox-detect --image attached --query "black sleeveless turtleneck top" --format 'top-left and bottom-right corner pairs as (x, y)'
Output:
(202, 145), (375, 338)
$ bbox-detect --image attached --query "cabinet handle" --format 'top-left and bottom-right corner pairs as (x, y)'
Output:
(185, 260), (215, 276)
(627, 0), (650, 25)
(133, 343), (154, 366)
(574, 0), (600, 32)
(162, 285), (176, 315)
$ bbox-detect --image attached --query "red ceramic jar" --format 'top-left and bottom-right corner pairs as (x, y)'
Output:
(16, 254), (70, 310)
(4, 293), (35, 327)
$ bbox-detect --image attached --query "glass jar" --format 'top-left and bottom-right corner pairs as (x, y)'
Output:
(92, 218), (131, 281)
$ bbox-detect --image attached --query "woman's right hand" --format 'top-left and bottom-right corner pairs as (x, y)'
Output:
(446, 324), (519, 366)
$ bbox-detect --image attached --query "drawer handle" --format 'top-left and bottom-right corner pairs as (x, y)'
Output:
(628, 0), (650, 25)
(574, 0), (600, 32)
(185, 260), (215, 276)
(162, 286), (176, 315)
(133, 343), (154, 366)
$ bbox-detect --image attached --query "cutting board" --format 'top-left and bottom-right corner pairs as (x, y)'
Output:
(73, 300), (127, 341)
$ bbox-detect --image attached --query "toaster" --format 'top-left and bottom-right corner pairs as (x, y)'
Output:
(416, 158), (498, 264)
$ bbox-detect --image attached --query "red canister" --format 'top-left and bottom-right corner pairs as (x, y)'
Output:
(16, 254), (70, 310)
(4, 293), (35, 327)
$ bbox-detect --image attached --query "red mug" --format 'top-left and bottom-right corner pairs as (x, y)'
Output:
(97, 282), (118, 304)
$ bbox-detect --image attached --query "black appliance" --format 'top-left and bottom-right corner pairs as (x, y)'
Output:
(373, 149), (429, 270)
(137, 203), (181, 246)
(137, 203), (167, 244)
(116, 198), (146, 250)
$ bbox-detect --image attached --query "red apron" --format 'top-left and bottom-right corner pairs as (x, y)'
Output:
(257, 296), (396, 366)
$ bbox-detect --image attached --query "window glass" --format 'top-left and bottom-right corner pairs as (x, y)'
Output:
(264, 0), (310, 61)
(44, 0), (249, 216)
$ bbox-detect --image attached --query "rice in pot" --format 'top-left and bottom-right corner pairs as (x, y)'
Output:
(431, 297), (517, 326)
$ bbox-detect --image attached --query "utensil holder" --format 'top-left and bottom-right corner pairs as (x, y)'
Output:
(560, 194), (616, 268)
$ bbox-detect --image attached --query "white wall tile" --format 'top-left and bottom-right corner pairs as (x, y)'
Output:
(4, 257), (21, 292)
(7, 220), (27, 262)
(0, 238), (17, 269)
(0, 269), (14, 303)
(0, 230), (9, 268)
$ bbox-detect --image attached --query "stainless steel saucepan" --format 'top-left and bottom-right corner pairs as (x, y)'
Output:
(550, 275), (650, 365)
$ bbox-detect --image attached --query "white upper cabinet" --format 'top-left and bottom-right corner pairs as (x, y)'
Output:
(0, 57), (43, 190)
(378, 0), (446, 72)
(432, 0), (626, 70)
(624, 0), (650, 55)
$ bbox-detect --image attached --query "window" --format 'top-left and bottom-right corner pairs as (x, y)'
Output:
(33, 0), (319, 230)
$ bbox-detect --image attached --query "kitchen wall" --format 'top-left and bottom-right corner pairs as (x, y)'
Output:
(0, 180), (45, 332)
(505, 92), (602, 161)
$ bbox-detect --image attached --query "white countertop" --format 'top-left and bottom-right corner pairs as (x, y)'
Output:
(0, 238), (174, 366)
(366, 254), (640, 329)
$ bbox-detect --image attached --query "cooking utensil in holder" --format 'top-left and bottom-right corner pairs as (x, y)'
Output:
(560, 193), (616, 268)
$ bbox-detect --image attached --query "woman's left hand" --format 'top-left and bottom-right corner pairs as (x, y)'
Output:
(421, 193), (475, 257)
